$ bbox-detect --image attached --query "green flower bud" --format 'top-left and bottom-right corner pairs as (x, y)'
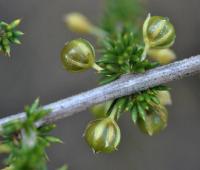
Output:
(64, 13), (93, 34)
(148, 48), (176, 64)
(64, 13), (106, 38)
(157, 91), (172, 106)
(90, 101), (113, 118)
(84, 117), (121, 153)
(137, 104), (168, 136)
(61, 39), (95, 72)
(143, 14), (176, 49)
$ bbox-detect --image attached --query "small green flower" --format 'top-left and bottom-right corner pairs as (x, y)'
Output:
(64, 13), (93, 34)
(61, 39), (96, 72)
(137, 104), (168, 136)
(143, 14), (176, 49)
(84, 117), (121, 153)
(148, 48), (176, 64)
(90, 101), (113, 118)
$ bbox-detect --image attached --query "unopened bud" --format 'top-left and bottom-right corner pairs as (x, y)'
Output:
(157, 91), (172, 106)
(90, 101), (112, 118)
(61, 39), (95, 72)
(64, 13), (93, 34)
(137, 104), (168, 136)
(84, 117), (121, 153)
(143, 14), (176, 49)
(148, 48), (176, 64)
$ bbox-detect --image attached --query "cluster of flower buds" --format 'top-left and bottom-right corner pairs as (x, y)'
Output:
(140, 14), (175, 135)
(90, 93), (170, 138)
(65, 43), (121, 153)
(61, 13), (176, 153)
(142, 14), (176, 64)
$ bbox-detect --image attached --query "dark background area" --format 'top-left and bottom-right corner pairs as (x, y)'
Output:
(0, 0), (200, 170)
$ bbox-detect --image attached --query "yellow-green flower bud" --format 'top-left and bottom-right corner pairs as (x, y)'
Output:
(157, 91), (172, 106)
(61, 39), (95, 72)
(90, 101), (112, 118)
(148, 48), (176, 64)
(64, 13), (106, 38)
(84, 117), (121, 153)
(137, 104), (168, 136)
(143, 14), (176, 49)
(64, 13), (93, 34)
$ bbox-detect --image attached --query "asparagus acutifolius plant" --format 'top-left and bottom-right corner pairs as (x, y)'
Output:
(0, 99), (67, 170)
(0, 0), (177, 169)
(63, 0), (176, 153)
(0, 19), (68, 170)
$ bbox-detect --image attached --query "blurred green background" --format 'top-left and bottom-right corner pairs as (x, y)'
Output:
(0, 0), (200, 170)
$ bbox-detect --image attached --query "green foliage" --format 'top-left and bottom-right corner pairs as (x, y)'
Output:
(137, 103), (168, 136)
(0, 0), (175, 166)
(0, 19), (23, 56)
(0, 99), (63, 170)
(59, 0), (176, 153)
(97, 28), (158, 85)
(62, 0), (174, 140)
(127, 86), (169, 123)
(101, 0), (143, 33)
(96, 18), (169, 129)
(91, 0), (173, 137)
(91, 86), (169, 122)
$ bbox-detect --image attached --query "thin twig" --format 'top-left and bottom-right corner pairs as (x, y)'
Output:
(0, 55), (200, 128)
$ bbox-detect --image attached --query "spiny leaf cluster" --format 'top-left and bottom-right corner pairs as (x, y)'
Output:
(0, 99), (65, 170)
(96, 29), (168, 124)
(97, 29), (158, 85)
(0, 19), (23, 56)
(127, 86), (169, 123)
(100, 86), (168, 123)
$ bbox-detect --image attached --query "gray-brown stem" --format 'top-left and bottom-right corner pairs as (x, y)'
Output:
(0, 55), (199, 129)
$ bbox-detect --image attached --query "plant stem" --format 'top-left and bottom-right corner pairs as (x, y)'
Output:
(0, 55), (199, 129)
(141, 44), (149, 61)
(90, 26), (107, 38)
(108, 99), (118, 120)
(92, 63), (103, 72)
